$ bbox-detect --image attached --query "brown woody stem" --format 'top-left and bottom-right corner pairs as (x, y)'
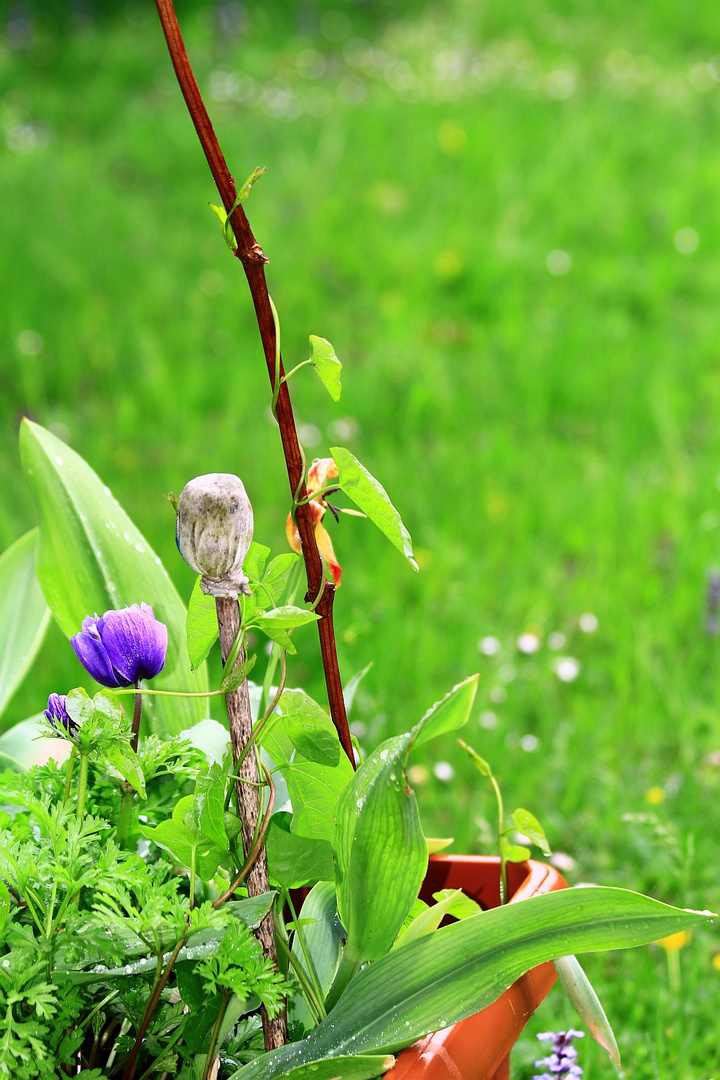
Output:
(215, 597), (287, 1050)
(154, 0), (354, 769)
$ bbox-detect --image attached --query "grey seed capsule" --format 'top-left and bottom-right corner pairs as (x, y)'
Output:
(176, 473), (254, 598)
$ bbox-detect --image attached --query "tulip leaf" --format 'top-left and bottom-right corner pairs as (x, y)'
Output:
(554, 954), (621, 1068)
(288, 881), (345, 1034)
(0, 529), (52, 728)
(187, 576), (219, 671)
(410, 675), (479, 749)
(330, 447), (417, 569)
(309, 336), (342, 402)
(19, 419), (208, 734)
(327, 732), (427, 1007)
(232, 889), (713, 1080)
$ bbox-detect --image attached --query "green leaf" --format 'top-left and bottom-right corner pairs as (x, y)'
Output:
(186, 576), (218, 670)
(343, 663), (373, 714)
(244, 542), (271, 584)
(262, 553), (300, 606)
(266, 814), (334, 889)
(288, 881), (345, 1034)
(330, 446), (417, 569)
(255, 606), (321, 630)
(500, 836), (531, 863)
(104, 743), (146, 798)
(263, 702), (354, 843)
(0, 880), (10, 931)
(208, 201), (238, 250)
(65, 687), (96, 727)
(233, 889), (713, 1080)
(19, 419), (208, 734)
(140, 798), (227, 878)
(393, 889), (463, 949)
(62, 894), (276, 984)
(309, 336), (342, 402)
(278, 690), (340, 767)
(221, 653), (257, 693)
(0, 529), (51, 726)
(194, 762), (229, 850)
(410, 675), (479, 749)
(431, 888), (483, 920)
(511, 808), (552, 857)
(255, 1056), (396, 1080)
(329, 733), (427, 1003)
(554, 954), (621, 1068)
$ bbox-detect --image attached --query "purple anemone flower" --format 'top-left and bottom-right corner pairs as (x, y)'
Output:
(44, 693), (79, 740)
(71, 603), (168, 688)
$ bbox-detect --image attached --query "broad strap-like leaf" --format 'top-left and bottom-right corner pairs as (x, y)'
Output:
(410, 675), (479, 749)
(330, 446), (417, 569)
(19, 419), (208, 733)
(233, 888), (713, 1080)
(329, 733), (427, 1003)
(554, 954), (621, 1068)
(0, 529), (51, 727)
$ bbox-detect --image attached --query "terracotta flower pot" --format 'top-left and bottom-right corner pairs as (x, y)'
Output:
(387, 855), (568, 1080)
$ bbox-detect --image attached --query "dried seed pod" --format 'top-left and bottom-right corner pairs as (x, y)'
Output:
(176, 473), (254, 598)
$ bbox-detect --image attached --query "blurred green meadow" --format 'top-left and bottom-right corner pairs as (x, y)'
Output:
(3, 0), (720, 1072)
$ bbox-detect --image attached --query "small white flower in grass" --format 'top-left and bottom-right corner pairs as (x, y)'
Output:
(554, 657), (581, 682)
(498, 664), (517, 684)
(548, 631), (566, 650)
(479, 635), (501, 656)
(579, 612), (598, 633)
(546, 249), (572, 276)
(479, 710), (498, 729)
(490, 686), (507, 703)
(550, 851), (576, 872)
(17, 329), (44, 355)
(521, 734), (539, 752)
(517, 632), (541, 654)
(407, 764), (429, 786)
(674, 227), (699, 254)
(433, 761), (454, 782)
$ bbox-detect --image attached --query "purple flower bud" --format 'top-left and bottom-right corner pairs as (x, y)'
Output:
(44, 693), (79, 740)
(71, 603), (168, 688)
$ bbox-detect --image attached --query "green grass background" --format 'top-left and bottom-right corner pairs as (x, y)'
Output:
(2, 0), (720, 1073)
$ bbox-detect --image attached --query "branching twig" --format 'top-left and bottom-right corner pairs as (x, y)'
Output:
(154, 0), (354, 768)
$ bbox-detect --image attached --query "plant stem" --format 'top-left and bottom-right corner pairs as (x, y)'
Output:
(215, 596), (286, 1050)
(202, 989), (229, 1080)
(153, 0), (353, 768)
(76, 752), (90, 822)
(122, 935), (186, 1080)
(130, 683), (142, 753)
(63, 747), (77, 804)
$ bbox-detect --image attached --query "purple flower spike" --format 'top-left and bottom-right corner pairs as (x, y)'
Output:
(71, 603), (168, 688)
(534, 1030), (585, 1080)
(44, 693), (79, 740)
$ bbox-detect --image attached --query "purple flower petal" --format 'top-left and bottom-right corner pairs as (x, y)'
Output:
(99, 603), (167, 683)
(72, 627), (129, 687)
